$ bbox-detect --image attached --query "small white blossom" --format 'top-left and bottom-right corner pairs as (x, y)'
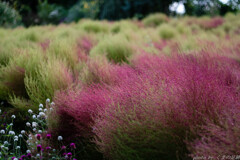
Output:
(13, 158), (18, 160)
(4, 141), (8, 145)
(36, 154), (40, 157)
(19, 134), (23, 138)
(32, 115), (36, 119)
(39, 108), (43, 111)
(37, 115), (40, 119)
(26, 150), (31, 153)
(46, 98), (50, 103)
(50, 102), (55, 106)
(50, 108), (53, 112)
(38, 130), (42, 133)
(9, 123), (13, 126)
(39, 104), (43, 108)
(0, 109), (1, 114)
(39, 112), (45, 117)
(0, 130), (5, 134)
(4, 147), (8, 150)
(28, 109), (33, 114)
(9, 131), (15, 135)
(14, 136), (18, 139)
(1, 145), (4, 148)
(33, 128), (36, 132)
(44, 109), (47, 112)
(26, 122), (31, 127)
(16, 146), (20, 149)
(52, 149), (56, 152)
(21, 130), (25, 134)
(11, 115), (16, 119)
(58, 136), (63, 141)
(32, 122), (37, 127)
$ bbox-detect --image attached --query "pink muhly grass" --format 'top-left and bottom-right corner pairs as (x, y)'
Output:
(199, 17), (224, 29)
(52, 62), (137, 141)
(188, 108), (240, 158)
(93, 52), (240, 159)
(39, 39), (50, 52)
(76, 36), (95, 62)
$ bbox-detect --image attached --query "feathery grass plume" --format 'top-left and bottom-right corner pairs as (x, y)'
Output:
(90, 35), (133, 63)
(0, 49), (44, 100)
(93, 53), (240, 160)
(25, 58), (73, 105)
(188, 108), (240, 159)
(76, 35), (95, 62)
(78, 20), (109, 33)
(158, 24), (177, 40)
(47, 38), (78, 70)
(142, 13), (168, 27)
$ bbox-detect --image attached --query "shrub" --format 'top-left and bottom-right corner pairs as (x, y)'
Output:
(25, 58), (73, 105)
(47, 38), (78, 70)
(158, 24), (177, 40)
(188, 109), (240, 158)
(79, 20), (109, 33)
(142, 13), (168, 27)
(0, 1), (21, 27)
(93, 53), (240, 160)
(90, 35), (133, 63)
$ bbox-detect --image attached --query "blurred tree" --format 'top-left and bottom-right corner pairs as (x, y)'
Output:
(98, 0), (179, 20)
(0, 1), (22, 27)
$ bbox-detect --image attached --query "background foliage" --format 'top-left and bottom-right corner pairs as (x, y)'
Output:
(0, 0), (239, 27)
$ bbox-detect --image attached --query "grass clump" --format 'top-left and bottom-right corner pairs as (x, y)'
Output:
(142, 13), (168, 27)
(158, 24), (177, 40)
(79, 20), (109, 33)
(90, 35), (133, 63)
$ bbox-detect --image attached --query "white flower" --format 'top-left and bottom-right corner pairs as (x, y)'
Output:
(58, 136), (63, 141)
(39, 104), (43, 108)
(39, 112), (45, 117)
(1, 145), (4, 148)
(19, 134), (23, 138)
(0, 109), (1, 114)
(4, 147), (8, 150)
(13, 158), (18, 160)
(50, 108), (53, 112)
(44, 109), (47, 112)
(36, 154), (40, 157)
(52, 149), (56, 152)
(4, 141), (8, 145)
(33, 128), (36, 132)
(26, 122), (31, 127)
(32, 115), (36, 119)
(32, 122), (37, 127)
(0, 130), (5, 134)
(26, 150), (31, 153)
(11, 115), (16, 119)
(9, 131), (15, 135)
(16, 146), (20, 149)
(38, 130), (42, 133)
(37, 115), (40, 118)
(14, 136), (18, 139)
(28, 109), (33, 114)
(50, 102), (55, 106)
(39, 108), (43, 111)
(46, 98), (50, 103)
(9, 123), (13, 126)
(21, 130), (25, 134)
